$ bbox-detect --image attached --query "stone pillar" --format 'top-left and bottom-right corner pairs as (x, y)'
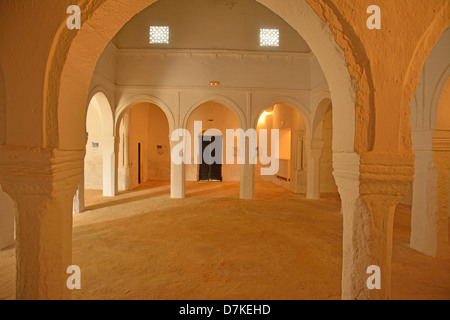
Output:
(0, 146), (83, 300)
(73, 133), (87, 214)
(410, 130), (450, 257)
(431, 152), (450, 256)
(292, 130), (306, 194)
(306, 139), (323, 200)
(72, 176), (85, 214)
(240, 137), (255, 200)
(334, 152), (413, 300)
(118, 112), (130, 191)
(240, 163), (255, 199)
(103, 135), (116, 197)
(170, 140), (185, 199)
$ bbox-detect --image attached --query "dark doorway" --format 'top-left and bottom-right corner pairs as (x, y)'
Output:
(138, 142), (142, 184)
(199, 136), (223, 182)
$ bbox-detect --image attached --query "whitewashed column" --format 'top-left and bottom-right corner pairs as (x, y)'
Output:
(0, 146), (83, 299)
(306, 139), (324, 199)
(102, 135), (116, 197)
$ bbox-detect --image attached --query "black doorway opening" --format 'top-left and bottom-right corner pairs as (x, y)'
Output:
(138, 142), (142, 184)
(199, 136), (223, 182)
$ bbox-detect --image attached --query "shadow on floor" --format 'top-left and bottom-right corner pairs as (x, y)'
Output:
(84, 181), (171, 211)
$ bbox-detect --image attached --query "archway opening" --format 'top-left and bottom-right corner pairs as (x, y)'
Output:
(126, 102), (171, 192)
(80, 92), (115, 210)
(185, 101), (241, 198)
(43, 0), (362, 300)
(255, 103), (308, 197)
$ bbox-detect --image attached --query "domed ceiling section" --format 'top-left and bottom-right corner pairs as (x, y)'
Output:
(112, 0), (311, 53)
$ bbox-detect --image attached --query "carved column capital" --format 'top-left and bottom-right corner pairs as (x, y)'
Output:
(359, 152), (415, 207)
(0, 145), (84, 198)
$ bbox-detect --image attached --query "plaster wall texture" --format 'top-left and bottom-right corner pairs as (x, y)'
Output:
(115, 50), (312, 91)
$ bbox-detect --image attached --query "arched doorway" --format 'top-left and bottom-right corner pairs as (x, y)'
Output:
(73, 91), (115, 213)
(123, 102), (171, 191)
(255, 102), (309, 196)
(184, 100), (242, 198)
(84, 92), (115, 196)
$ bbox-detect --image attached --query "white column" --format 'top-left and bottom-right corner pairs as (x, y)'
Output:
(410, 130), (450, 257)
(240, 136), (255, 200)
(102, 135), (116, 197)
(0, 146), (84, 299)
(240, 162), (255, 199)
(306, 139), (323, 199)
(334, 152), (414, 300)
(170, 140), (185, 199)
(118, 113), (130, 191)
(72, 176), (85, 214)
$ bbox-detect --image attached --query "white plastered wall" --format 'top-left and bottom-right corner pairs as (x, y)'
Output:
(409, 27), (450, 257)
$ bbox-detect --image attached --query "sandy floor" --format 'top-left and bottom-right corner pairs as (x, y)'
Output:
(1, 181), (449, 300)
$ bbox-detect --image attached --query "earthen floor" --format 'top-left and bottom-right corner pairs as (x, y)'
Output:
(1, 181), (449, 300)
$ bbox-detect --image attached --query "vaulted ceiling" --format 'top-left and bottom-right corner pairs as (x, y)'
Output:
(112, 0), (311, 53)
